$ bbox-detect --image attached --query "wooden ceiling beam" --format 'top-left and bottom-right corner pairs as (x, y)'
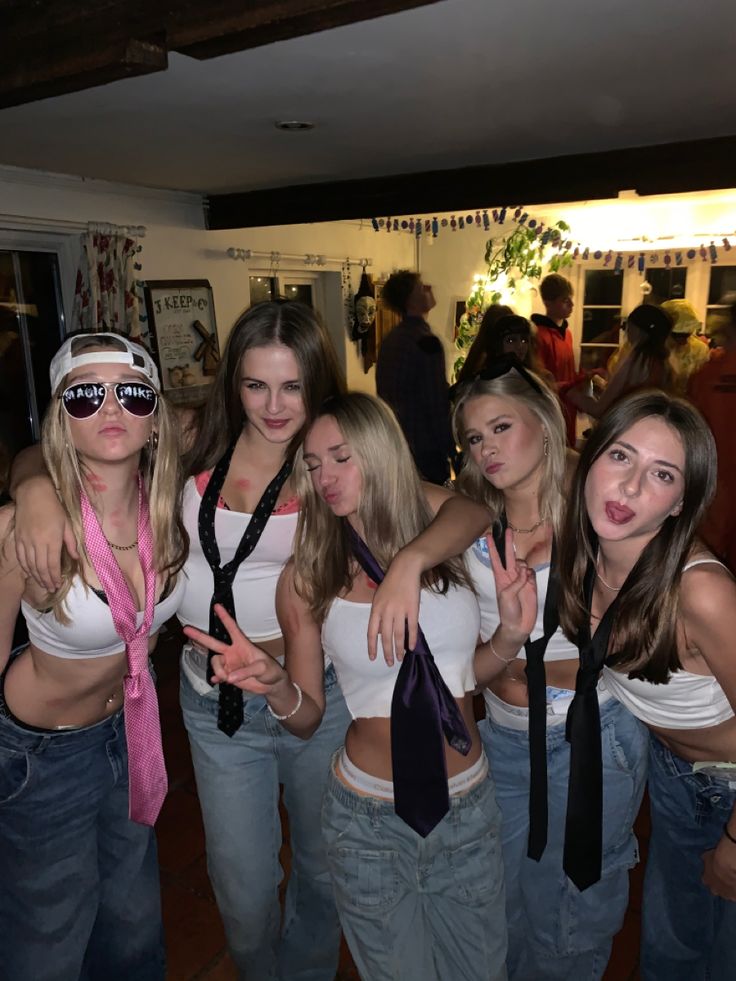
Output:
(205, 134), (736, 228)
(0, 35), (167, 110)
(1, 0), (440, 106)
(171, 0), (444, 60)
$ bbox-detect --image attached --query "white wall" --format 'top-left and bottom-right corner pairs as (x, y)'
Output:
(0, 165), (415, 392)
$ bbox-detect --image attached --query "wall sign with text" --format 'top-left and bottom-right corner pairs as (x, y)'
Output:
(143, 279), (220, 405)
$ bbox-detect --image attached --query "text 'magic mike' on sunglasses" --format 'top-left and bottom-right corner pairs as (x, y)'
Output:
(60, 381), (158, 420)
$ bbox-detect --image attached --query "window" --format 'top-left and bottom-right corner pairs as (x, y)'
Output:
(248, 274), (318, 309)
(645, 267), (687, 305)
(579, 269), (623, 372)
(0, 250), (65, 487)
(706, 265), (736, 334)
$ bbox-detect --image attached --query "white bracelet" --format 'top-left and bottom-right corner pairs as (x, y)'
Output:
(489, 636), (517, 665)
(267, 682), (303, 721)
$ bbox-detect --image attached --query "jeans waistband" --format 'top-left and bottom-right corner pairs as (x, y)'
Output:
(649, 734), (736, 787)
(327, 748), (491, 816)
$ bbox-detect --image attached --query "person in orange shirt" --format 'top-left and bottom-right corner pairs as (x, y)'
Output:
(687, 301), (736, 572)
(531, 274), (585, 446)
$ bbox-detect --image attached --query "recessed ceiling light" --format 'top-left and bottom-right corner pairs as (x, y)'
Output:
(274, 120), (315, 131)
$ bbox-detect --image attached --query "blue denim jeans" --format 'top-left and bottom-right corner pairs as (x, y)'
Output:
(180, 661), (350, 981)
(321, 759), (508, 981)
(641, 734), (736, 981)
(480, 697), (648, 981)
(0, 687), (164, 981)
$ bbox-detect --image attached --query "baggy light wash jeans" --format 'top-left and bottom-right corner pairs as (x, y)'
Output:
(480, 697), (648, 981)
(0, 691), (164, 981)
(180, 662), (350, 981)
(641, 734), (736, 981)
(321, 756), (508, 981)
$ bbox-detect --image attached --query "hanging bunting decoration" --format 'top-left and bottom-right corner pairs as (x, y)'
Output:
(724, 238), (732, 251)
(638, 253), (645, 272)
(432, 217), (439, 237)
(675, 252), (683, 265)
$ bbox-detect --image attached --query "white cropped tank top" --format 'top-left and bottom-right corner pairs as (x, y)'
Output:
(321, 583), (479, 719)
(177, 477), (298, 641)
(602, 558), (734, 729)
(21, 574), (184, 659)
(466, 536), (578, 661)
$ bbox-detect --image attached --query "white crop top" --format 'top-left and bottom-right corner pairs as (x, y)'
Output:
(466, 536), (578, 662)
(321, 584), (479, 720)
(177, 477), (298, 641)
(602, 558), (734, 730)
(21, 574), (184, 659)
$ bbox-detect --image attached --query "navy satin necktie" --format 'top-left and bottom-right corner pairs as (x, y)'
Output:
(563, 559), (623, 891)
(348, 526), (471, 836)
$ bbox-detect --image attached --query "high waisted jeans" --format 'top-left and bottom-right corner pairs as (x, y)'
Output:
(321, 757), (508, 981)
(641, 734), (736, 981)
(0, 671), (164, 981)
(480, 696), (648, 981)
(180, 661), (350, 981)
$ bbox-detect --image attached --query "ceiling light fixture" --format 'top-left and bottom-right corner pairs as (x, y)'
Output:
(274, 120), (315, 131)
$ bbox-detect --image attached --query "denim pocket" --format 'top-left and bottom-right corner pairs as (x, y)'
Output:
(328, 845), (401, 910)
(0, 744), (31, 805)
(445, 826), (502, 904)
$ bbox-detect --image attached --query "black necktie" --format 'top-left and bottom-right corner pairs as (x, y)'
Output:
(198, 440), (292, 737)
(563, 559), (623, 890)
(348, 526), (471, 837)
(491, 518), (560, 861)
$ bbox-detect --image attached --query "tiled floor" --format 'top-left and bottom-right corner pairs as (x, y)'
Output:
(153, 625), (646, 981)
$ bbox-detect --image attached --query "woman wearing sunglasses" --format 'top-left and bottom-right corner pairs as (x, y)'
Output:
(0, 333), (186, 981)
(451, 356), (648, 980)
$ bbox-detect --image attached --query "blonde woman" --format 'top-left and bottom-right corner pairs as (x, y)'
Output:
(184, 392), (508, 981)
(452, 357), (648, 980)
(0, 333), (186, 981)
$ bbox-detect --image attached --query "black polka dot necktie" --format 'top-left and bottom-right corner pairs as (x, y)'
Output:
(198, 439), (292, 737)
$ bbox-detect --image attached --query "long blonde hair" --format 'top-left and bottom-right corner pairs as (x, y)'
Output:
(41, 344), (187, 621)
(292, 392), (470, 622)
(452, 369), (567, 536)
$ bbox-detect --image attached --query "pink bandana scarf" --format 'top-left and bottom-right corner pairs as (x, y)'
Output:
(80, 477), (167, 825)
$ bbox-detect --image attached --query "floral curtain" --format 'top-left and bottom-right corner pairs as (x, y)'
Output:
(72, 228), (143, 340)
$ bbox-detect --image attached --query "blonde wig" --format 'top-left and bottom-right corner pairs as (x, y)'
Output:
(292, 392), (470, 622)
(40, 338), (187, 621)
(452, 368), (567, 536)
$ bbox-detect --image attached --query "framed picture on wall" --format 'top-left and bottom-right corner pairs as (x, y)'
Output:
(143, 279), (220, 406)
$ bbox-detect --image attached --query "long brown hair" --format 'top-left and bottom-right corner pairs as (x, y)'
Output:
(185, 301), (345, 474)
(558, 391), (716, 683)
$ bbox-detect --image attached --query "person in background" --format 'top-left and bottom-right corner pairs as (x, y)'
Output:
(567, 304), (674, 421)
(661, 299), (710, 396)
(455, 303), (514, 383)
(376, 271), (454, 484)
(688, 299), (736, 572)
(558, 390), (736, 981)
(452, 357), (646, 979)
(0, 333), (187, 981)
(184, 392), (508, 981)
(456, 309), (550, 386)
(531, 274), (588, 446)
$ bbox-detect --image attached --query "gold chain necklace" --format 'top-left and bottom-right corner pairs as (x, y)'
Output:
(595, 552), (622, 591)
(506, 517), (544, 535)
(105, 537), (138, 552)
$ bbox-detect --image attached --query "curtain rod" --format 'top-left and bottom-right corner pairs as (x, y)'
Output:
(0, 214), (146, 237)
(226, 248), (371, 267)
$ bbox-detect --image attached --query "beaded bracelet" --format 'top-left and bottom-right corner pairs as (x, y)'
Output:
(724, 822), (736, 846)
(267, 682), (303, 721)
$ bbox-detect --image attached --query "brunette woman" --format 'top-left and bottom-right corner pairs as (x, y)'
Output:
(0, 333), (186, 981)
(558, 390), (736, 980)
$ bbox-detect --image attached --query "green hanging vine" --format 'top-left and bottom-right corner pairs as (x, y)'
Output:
(454, 220), (573, 377)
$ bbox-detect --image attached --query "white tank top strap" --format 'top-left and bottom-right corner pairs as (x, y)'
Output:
(682, 556), (730, 573)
